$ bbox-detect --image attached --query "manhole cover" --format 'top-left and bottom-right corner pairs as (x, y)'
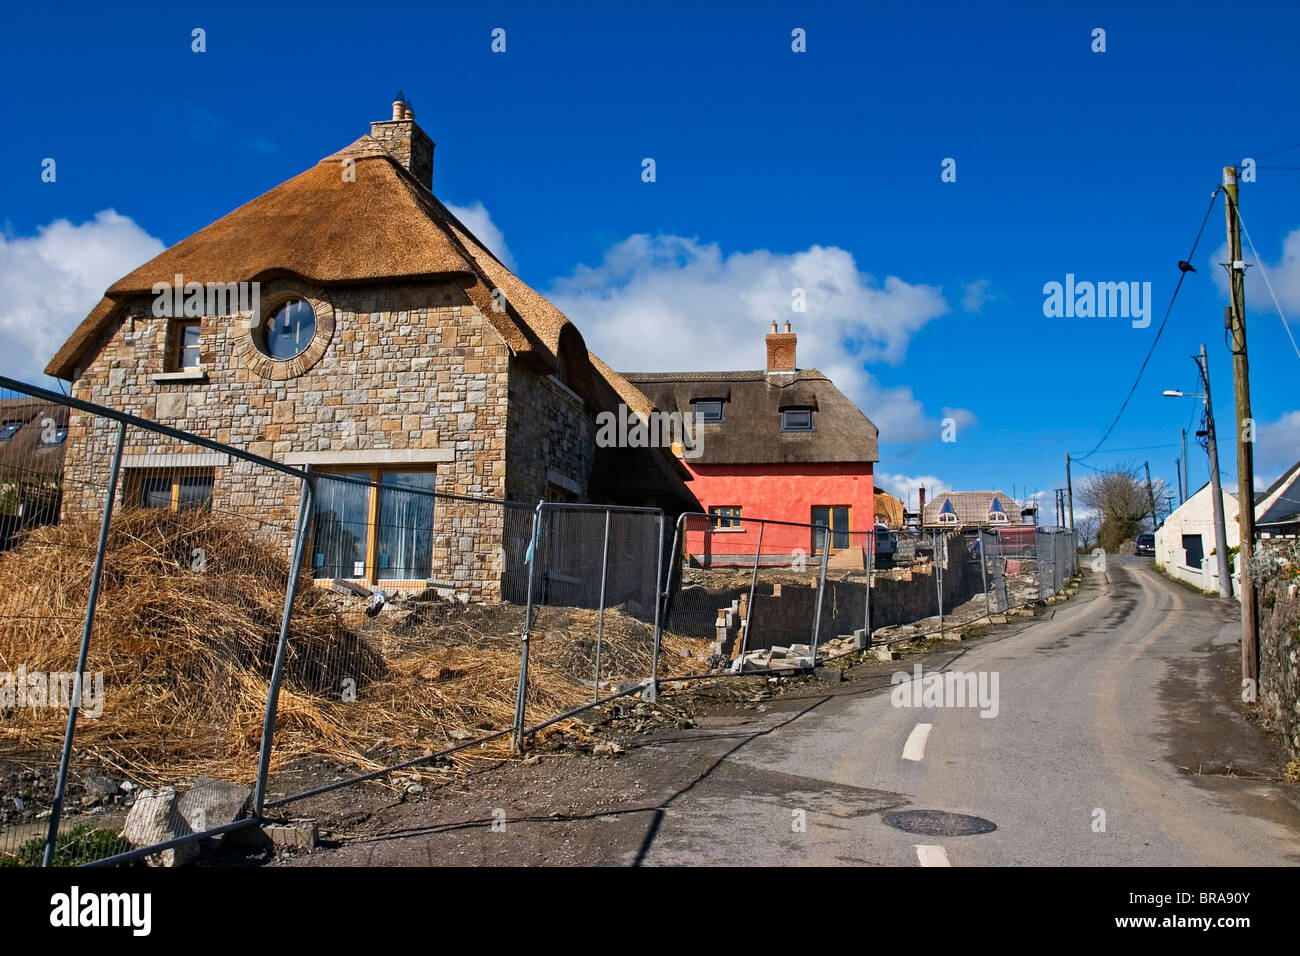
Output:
(883, 810), (997, 836)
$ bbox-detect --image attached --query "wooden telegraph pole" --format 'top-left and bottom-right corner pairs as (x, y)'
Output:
(1065, 454), (1075, 533)
(1143, 461), (1158, 529)
(1181, 428), (1189, 500)
(1223, 166), (1259, 690)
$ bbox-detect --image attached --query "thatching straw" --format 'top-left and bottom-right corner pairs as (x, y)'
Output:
(0, 510), (707, 787)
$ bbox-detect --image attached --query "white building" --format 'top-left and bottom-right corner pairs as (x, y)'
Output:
(1154, 482), (1240, 595)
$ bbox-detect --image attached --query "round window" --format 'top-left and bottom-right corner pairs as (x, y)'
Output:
(260, 300), (317, 360)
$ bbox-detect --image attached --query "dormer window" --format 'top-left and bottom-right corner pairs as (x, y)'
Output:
(0, 420), (22, 442)
(692, 399), (724, 423)
(781, 407), (813, 432)
(936, 498), (958, 525)
(988, 496), (1010, 523)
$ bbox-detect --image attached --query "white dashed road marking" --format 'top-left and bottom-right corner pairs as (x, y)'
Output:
(915, 844), (951, 867)
(902, 722), (932, 761)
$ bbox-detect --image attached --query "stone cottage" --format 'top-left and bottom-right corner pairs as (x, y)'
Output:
(44, 98), (696, 599)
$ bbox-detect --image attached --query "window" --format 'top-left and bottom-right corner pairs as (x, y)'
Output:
(812, 505), (850, 552)
(781, 408), (814, 432)
(171, 320), (201, 370)
(0, 420), (22, 442)
(936, 498), (959, 525)
(692, 399), (724, 423)
(708, 505), (742, 530)
(133, 470), (213, 512)
(260, 299), (317, 360)
(312, 469), (438, 584)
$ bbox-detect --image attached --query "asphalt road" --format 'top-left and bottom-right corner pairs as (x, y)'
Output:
(631, 556), (1300, 866)
(287, 557), (1300, 867)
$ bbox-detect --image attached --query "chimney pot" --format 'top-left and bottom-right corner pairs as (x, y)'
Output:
(372, 97), (436, 191)
(765, 321), (797, 373)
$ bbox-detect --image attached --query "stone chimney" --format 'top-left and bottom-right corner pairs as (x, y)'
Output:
(765, 320), (797, 373)
(918, 487), (927, 521)
(370, 93), (435, 191)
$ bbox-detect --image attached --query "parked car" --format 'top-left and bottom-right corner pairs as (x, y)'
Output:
(1134, 533), (1155, 557)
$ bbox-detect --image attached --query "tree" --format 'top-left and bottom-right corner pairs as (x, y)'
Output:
(1074, 513), (1099, 551)
(1078, 463), (1167, 552)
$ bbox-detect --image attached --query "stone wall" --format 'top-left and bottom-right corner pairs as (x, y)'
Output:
(59, 278), (539, 600)
(1258, 563), (1300, 762)
(504, 362), (595, 504)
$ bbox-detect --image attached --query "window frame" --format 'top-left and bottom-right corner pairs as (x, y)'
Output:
(259, 299), (318, 362)
(169, 318), (202, 371)
(0, 420), (23, 442)
(811, 505), (851, 553)
(781, 407), (815, 432)
(707, 505), (743, 531)
(692, 399), (725, 424)
(127, 468), (214, 512)
(311, 465), (439, 587)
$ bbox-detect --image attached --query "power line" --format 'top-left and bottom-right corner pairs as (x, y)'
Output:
(1231, 200), (1300, 362)
(1076, 187), (1222, 461)
(1256, 141), (1300, 159)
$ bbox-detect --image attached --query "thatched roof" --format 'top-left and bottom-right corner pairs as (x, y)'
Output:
(41, 111), (700, 513)
(922, 490), (1025, 528)
(0, 398), (69, 481)
(873, 490), (904, 527)
(621, 370), (878, 465)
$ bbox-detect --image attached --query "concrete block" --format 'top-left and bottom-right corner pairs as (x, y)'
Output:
(264, 821), (318, 849)
(813, 666), (844, 683)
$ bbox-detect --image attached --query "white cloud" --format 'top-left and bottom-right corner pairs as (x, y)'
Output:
(873, 471), (952, 503)
(1209, 227), (1300, 324)
(546, 233), (969, 445)
(446, 201), (517, 272)
(961, 279), (998, 313)
(0, 210), (165, 382)
(1254, 409), (1300, 489)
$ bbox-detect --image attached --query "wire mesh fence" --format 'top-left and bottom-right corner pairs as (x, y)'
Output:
(0, 379), (304, 866)
(0, 373), (1085, 866)
(658, 513), (831, 675)
(510, 502), (668, 744)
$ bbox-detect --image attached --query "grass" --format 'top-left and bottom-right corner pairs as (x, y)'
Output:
(0, 822), (126, 867)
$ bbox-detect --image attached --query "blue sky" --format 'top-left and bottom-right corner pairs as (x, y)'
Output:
(2, 0), (1299, 516)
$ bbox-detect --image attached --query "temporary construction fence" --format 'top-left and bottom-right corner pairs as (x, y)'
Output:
(656, 512), (1081, 673)
(0, 377), (680, 868)
(0, 373), (1082, 867)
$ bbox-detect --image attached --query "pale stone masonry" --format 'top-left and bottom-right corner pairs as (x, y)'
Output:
(50, 100), (695, 601)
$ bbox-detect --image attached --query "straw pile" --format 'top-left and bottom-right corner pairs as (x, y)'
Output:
(0, 510), (705, 786)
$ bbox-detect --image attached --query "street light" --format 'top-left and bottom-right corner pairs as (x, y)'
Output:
(1163, 344), (1232, 599)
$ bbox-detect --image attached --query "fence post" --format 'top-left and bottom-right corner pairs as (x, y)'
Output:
(863, 530), (873, 638)
(592, 509), (611, 704)
(513, 503), (544, 748)
(252, 465), (314, 819)
(810, 536), (830, 662)
(737, 520), (765, 664)
(651, 513), (684, 678)
(644, 510), (666, 702)
(936, 531), (945, 639)
(980, 531), (991, 618)
(43, 421), (126, 867)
